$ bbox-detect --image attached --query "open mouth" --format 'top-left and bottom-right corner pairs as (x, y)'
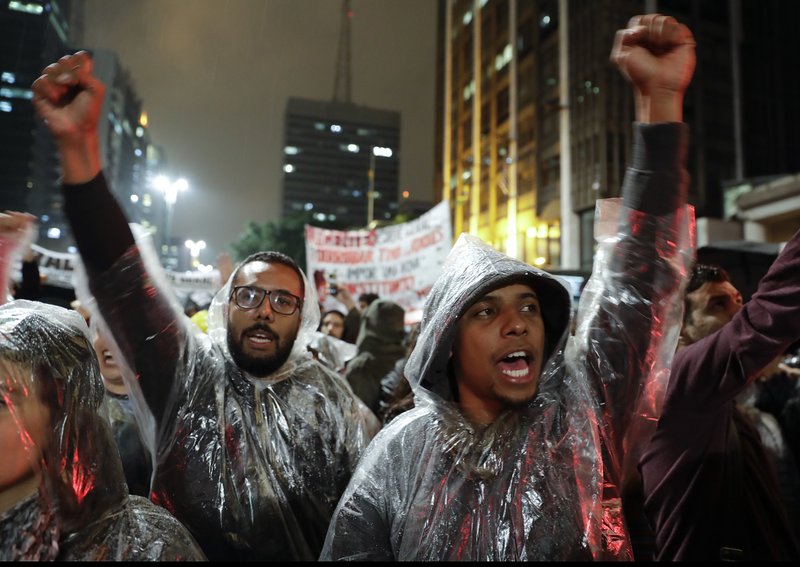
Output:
(244, 327), (277, 349)
(497, 350), (532, 379)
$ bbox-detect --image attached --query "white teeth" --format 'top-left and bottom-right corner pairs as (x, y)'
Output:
(506, 351), (526, 359)
(501, 368), (529, 378)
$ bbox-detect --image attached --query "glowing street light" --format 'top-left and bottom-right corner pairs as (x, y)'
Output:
(153, 175), (188, 247)
(367, 146), (393, 226)
(184, 239), (206, 269)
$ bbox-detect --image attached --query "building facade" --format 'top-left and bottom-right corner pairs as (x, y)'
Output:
(436, 0), (800, 271)
(281, 97), (400, 230)
(1, 0), (73, 246)
(1, 0), (166, 255)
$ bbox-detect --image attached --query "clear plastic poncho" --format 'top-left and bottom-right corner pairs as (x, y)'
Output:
(0, 300), (206, 561)
(72, 226), (378, 561)
(320, 196), (694, 561)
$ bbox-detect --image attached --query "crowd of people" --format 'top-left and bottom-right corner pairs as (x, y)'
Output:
(1, 12), (799, 562)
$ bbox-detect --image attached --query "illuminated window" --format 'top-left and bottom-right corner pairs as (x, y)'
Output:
(0, 101), (11, 112)
(284, 164), (295, 173)
(8, 1), (44, 15)
(0, 87), (32, 99)
(284, 146), (299, 155)
(1, 72), (15, 84)
(373, 146), (392, 158)
(330, 124), (342, 133)
(130, 194), (139, 203)
(304, 202), (314, 211)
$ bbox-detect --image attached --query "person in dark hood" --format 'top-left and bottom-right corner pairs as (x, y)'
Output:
(31, 56), (379, 561)
(320, 13), (696, 561)
(344, 299), (407, 414)
(0, 300), (206, 561)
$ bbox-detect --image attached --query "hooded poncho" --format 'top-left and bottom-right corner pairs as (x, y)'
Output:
(0, 300), (206, 561)
(320, 122), (695, 561)
(71, 221), (379, 561)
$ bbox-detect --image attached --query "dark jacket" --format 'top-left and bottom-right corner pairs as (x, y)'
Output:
(0, 300), (206, 561)
(345, 299), (406, 414)
(320, 123), (694, 561)
(640, 227), (800, 561)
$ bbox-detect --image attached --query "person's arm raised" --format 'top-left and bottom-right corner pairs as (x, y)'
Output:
(31, 50), (103, 184)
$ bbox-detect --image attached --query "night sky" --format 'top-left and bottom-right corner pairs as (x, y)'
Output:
(78, 0), (437, 264)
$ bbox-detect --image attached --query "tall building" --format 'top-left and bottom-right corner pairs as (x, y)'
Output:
(436, 0), (800, 271)
(0, 2), (166, 256)
(1, 0), (73, 235)
(281, 97), (400, 230)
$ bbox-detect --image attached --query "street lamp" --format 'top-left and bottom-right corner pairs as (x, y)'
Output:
(153, 174), (188, 248)
(367, 146), (392, 226)
(184, 239), (206, 269)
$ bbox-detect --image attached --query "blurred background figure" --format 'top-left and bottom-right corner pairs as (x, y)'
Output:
(344, 299), (406, 415)
(0, 300), (206, 561)
(377, 324), (420, 425)
(0, 211), (37, 305)
(319, 309), (347, 340)
(70, 298), (152, 498)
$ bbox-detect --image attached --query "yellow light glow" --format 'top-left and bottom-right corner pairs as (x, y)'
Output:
(140, 111), (148, 127)
(534, 257), (546, 266)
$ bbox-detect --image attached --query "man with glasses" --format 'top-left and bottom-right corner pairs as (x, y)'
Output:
(30, 52), (378, 562)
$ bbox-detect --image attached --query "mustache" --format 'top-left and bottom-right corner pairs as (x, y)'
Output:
(241, 323), (279, 342)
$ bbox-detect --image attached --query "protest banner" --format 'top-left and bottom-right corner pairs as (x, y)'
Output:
(11, 244), (220, 302)
(305, 201), (452, 321)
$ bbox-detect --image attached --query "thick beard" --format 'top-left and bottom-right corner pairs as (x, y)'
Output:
(227, 327), (294, 377)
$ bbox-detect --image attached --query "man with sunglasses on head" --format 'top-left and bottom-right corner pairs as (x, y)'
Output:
(30, 53), (378, 562)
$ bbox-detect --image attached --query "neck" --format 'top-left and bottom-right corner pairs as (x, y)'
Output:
(0, 472), (41, 516)
(459, 402), (499, 427)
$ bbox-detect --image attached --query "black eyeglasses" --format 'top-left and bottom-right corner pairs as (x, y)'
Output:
(230, 285), (303, 316)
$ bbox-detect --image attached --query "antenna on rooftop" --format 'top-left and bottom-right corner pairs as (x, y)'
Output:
(332, 0), (352, 103)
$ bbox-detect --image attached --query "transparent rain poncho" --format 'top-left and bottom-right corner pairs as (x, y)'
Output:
(321, 196), (694, 561)
(0, 300), (206, 561)
(73, 225), (379, 561)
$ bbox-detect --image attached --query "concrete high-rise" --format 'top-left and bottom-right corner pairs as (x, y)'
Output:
(436, 0), (800, 271)
(281, 97), (400, 230)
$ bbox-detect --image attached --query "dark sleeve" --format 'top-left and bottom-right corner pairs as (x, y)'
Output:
(640, 228), (800, 560)
(343, 307), (361, 344)
(62, 171), (135, 273)
(623, 122), (689, 215)
(585, 122), (691, 484)
(16, 259), (41, 300)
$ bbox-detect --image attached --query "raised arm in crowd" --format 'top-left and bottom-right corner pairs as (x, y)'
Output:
(32, 48), (378, 562)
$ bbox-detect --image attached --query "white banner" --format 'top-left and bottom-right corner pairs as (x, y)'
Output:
(305, 201), (452, 318)
(12, 244), (220, 299)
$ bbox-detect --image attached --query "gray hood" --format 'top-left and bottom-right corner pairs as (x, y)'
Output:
(406, 233), (572, 404)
